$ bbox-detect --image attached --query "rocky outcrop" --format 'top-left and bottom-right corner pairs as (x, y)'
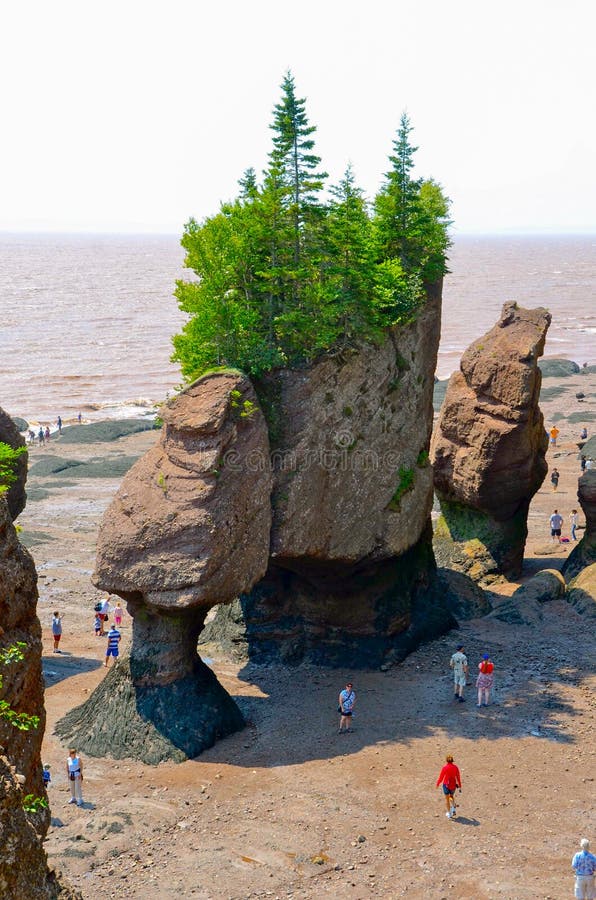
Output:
(436, 568), (491, 621)
(57, 373), (272, 763)
(237, 281), (455, 667)
(431, 302), (551, 580)
(563, 470), (596, 579)
(566, 563), (596, 618)
(0, 495), (78, 897)
(488, 569), (565, 625)
(0, 406), (27, 519)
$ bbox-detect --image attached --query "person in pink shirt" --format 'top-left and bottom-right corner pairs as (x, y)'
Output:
(436, 754), (462, 819)
(113, 601), (123, 628)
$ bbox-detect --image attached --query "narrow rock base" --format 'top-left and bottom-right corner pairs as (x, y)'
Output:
(55, 656), (244, 764)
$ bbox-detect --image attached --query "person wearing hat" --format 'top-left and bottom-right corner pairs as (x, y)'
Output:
(449, 645), (468, 702)
(571, 838), (596, 899)
(476, 654), (495, 707)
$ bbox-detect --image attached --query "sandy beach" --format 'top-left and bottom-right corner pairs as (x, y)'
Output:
(16, 366), (596, 900)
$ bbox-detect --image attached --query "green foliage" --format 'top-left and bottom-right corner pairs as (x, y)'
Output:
(0, 643), (40, 731)
(173, 75), (450, 383)
(22, 794), (49, 814)
(229, 390), (257, 419)
(416, 449), (429, 467)
(387, 467), (415, 511)
(0, 442), (26, 494)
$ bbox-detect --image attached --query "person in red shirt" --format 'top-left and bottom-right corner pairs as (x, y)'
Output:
(436, 754), (462, 819)
(476, 653), (495, 707)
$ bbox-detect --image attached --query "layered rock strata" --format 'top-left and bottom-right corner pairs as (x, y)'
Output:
(238, 281), (455, 667)
(0, 407), (27, 520)
(57, 373), (272, 763)
(431, 302), (551, 580)
(563, 470), (596, 579)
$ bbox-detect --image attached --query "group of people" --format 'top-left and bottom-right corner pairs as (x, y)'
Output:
(550, 508), (581, 542)
(93, 597), (123, 667)
(449, 644), (494, 707)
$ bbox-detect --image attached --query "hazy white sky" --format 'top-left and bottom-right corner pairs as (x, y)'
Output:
(2, 0), (595, 234)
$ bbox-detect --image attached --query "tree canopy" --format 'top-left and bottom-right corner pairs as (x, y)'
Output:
(173, 73), (450, 381)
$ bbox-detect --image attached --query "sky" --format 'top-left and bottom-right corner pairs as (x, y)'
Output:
(2, 0), (595, 235)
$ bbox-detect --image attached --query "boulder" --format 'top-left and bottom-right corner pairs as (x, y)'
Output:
(563, 470), (596, 579)
(57, 373), (272, 762)
(512, 569), (566, 603)
(436, 567), (492, 620)
(431, 302), (551, 579)
(566, 563), (596, 618)
(538, 357), (580, 378)
(239, 281), (455, 667)
(0, 406), (27, 520)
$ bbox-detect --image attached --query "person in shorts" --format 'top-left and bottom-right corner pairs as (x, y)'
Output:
(52, 611), (62, 653)
(104, 624), (121, 667)
(550, 509), (563, 542)
(338, 682), (356, 733)
(436, 754), (462, 819)
(450, 645), (468, 702)
(572, 838), (596, 899)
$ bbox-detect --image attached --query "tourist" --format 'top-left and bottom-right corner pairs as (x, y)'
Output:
(78, 412), (82, 424)
(57, 415), (62, 434)
(450, 644), (468, 702)
(42, 765), (51, 789)
(435, 754), (462, 819)
(28, 429), (35, 446)
(571, 838), (596, 899)
(99, 596), (111, 635)
(571, 509), (579, 542)
(38, 426), (44, 446)
(476, 654), (494, 707)
(66, 748), (84, 806)
(551, 467), (560, 491)
(45, 425), (51, 442)
(550, 425), (560, 447)
(113, 600), (123, 628)
(338, 681), (356, 733)
(581, 456), (587, 473)
(94, 613), (102, 637)
(104, 623), (121, 667)
(580, 427), (588, 441)
(51, 611), (62, 653)
(587, 458), (595, 471)
(550, 509), (563, 543)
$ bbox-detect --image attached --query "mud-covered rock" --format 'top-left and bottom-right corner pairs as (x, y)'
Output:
(0, 406), (28, 520)
(563, 471), (596, 579)
(431, 302), (550, 578)
(566, 563), (596, 618)
(436, 567), (492, 621)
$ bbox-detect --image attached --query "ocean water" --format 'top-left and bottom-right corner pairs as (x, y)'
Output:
(1, 233), (594, 425)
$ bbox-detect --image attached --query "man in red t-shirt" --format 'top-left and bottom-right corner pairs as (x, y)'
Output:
(436, 754), (462, 819)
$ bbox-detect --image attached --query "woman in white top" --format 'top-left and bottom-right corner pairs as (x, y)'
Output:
(66, 748), (84, 806)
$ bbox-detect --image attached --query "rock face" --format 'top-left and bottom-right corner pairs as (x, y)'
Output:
(0, 406), (27, 520)
(238, 282), (455, 667)
(0, 494), (78, 897)
(563, 470), (596, 579)
(431, 302), (551, 580)
(566, 563), (596, 618)
(57, 373), (272, 763)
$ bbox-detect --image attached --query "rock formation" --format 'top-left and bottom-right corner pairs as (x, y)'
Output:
(0, 407), (27, 520)
(236, 282), (455, 667)
(0, 433), (78, 896)
(57, 373), (272, 763)
(563, 470), (596, 579)
(431, 302), (551, 580)
(566, 563), (596, 618)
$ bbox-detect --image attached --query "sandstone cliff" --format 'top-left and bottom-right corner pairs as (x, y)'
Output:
(431, 302), (551, 580)
(0, 407), (27, 520)
(563, 470), (596, 579)
(57, 373), (272, 763)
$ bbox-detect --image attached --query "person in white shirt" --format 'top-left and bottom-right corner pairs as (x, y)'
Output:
(570, 509), (579, 542)
(571, 837), (596, 899)
(66, 748), (84, 807)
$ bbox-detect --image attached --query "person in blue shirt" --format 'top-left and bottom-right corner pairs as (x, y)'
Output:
(572, 838), (596, 899)
(338, 682), (356, 733)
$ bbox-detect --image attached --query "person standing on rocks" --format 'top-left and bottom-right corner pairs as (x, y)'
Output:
(104, 623), (121, 667)
(571, 837), (596, 899)
(570, 509), (579, 542)
(436, 754), (462, 819)
(338, 681), (356, 733)
(450, 645), (468, 702)
(550, 425), (560, 448)
(550, 509), (564, 543)
(66, 748), (84, 807)
(476, 654), (494, 707)
(551, 467), (560, 491)
(51, 611), (62, 653)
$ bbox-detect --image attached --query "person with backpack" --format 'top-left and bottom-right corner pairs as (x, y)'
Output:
(436, 754), (462, 819)
(338, 681), (356, 733)
(450, 645), (468, 702)
(476, 653), (495, 707)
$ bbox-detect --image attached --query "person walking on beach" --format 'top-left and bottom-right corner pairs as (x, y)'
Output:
(99, 596), (111, 635)
(476, 654), (495, 707)
(571, 509), (579, 542)
(94, 613), (102, 637)
(581, 456), (587, 473)
(38, 426), (44, 446)
(338, 681), (356, 733)
(66, 748), (84, 806)
(550, 509), (563, 543)
(28, 429), (35, 446)
(551, 467), (560, 491)
(57, 415), (62, 434)
(571, 838), (596, 899)
(45, 425), (51, 442)
(77, 412), (82, 424)
(113, 601), (123, 628)
(450, 645), (468, 702)
(550, 425), (560, 448)
(436, 754), (462, 819)
(580, 427), (588, 441)
(104, 624), (121, 667)
(51, 611), (62, 653)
